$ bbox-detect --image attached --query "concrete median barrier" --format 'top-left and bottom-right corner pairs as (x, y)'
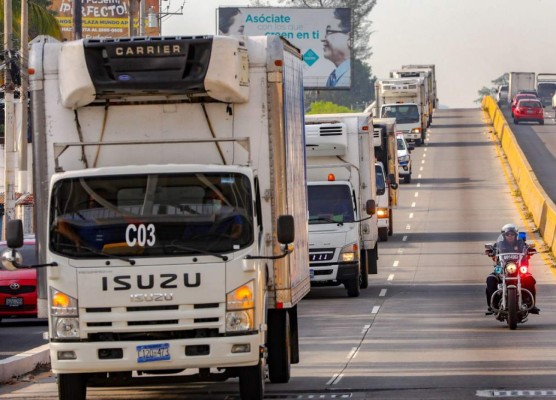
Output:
(0, 344), (50, 383)
(483, 95), (556, 254)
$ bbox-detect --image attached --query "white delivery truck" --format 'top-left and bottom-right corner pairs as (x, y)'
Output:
(373, 77), (427, 146)
(508, 72), (536, 101)
(536, 73), (556, 107)
(304, 113), (378, 297)
(372, 118), (399, 241)
(2, 35), (310, 400)
(402, 64), (438, 109)
(390, 68), (433, 127)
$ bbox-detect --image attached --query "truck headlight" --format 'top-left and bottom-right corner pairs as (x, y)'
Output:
(411, 128), (421, 134)
(399, 155), (410, 163)
(377, 208), (389, 218)
(50, 288), (80, 339)
(226, 281), (255, 332)
(339, 243), (359, 262)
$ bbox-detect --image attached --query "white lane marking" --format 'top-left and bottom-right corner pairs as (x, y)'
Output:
(347, 347), (358, 358)
(406, 224), (411, 230)
(327, 373), (340, 385)
(371, 305), (380, 314)
(379, 289), (387, 297)
(393, 260), (399, 267)
(476, 389), (556, 397)
(402, 235), (408, 241)
(423, 153), (427, 158)
(397, 248), (403, 254)
(409, 213), (414, 219)
(362, 324), (370, 333)
(424, 148), (428, 152)
(420, 166), (424, 171)
(418, 174), (422, 178)
(332, 374), (344, 385)
(421, 159), (425, 164)
(417, 183), (421, 187)
(387, 274), (395, 281)
(414, 192), (419, 197)
(411, 202), (416, 207)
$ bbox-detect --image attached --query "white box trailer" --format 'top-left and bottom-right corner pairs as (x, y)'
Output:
(402, 64), (438, 109)
(508, 72), (535, 101)
(304, 113), (379, 296)
(390, 68), (433, 127)
(4, 34), (310, 400)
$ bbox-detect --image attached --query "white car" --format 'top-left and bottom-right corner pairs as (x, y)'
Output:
(496, 84), (509, 105)
(397, 133), (413, 184)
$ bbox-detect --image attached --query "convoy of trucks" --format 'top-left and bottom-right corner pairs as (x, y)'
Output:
(5, 34), (311, 400)
(0, 16), (438, 396)
(305, 113), (378, 297)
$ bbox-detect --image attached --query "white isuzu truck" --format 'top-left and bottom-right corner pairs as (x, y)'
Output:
(2, 35), (310, 400)
(304, 113), (378, 297)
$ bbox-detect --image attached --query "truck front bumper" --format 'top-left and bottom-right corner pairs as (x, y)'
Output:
(309, 261), (359, 284)
(50, 333), (262, 374)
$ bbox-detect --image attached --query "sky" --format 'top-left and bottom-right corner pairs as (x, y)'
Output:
(162, 0), (556, 109)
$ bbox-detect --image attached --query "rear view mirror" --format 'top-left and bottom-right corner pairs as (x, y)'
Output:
(376, 187), (385, 196)
(6, 220), (24, 249)
(388, 174), (398, 190)
(366, 199), (376, 216)
(277, 215), (295, 244)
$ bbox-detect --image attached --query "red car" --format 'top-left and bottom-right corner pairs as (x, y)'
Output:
(511, 93), (537, 117)
(513, 98), (544, 125)
(0, 236), (38, 323)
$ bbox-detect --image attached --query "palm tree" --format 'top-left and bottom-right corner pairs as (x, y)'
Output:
(0, 0), (62, 43)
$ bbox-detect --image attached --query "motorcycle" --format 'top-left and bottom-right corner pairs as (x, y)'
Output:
(484, 238), (537, 330)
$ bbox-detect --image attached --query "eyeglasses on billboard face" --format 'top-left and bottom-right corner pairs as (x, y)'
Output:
(325, 26), (349, 36)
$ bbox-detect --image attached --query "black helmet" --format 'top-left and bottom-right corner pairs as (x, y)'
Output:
(501, 223), (518, 236)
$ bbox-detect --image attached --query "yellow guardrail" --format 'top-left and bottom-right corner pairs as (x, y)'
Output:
(482, 95), (556, 255)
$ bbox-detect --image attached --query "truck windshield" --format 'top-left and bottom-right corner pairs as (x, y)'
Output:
(381, 104), (420, 124)
(49, 173), (254, 258)
(537, 82), (556, 98)
(308, 184), (354, 224)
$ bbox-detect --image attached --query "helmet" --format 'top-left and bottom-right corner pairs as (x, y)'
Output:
(501, 223), (518, 235)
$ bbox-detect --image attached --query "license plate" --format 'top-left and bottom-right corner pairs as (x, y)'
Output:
(136, 343), (171, 363)
(5, 297), (23, 307)
(527, 110), (533, 114)
(310, 268), (315, 279)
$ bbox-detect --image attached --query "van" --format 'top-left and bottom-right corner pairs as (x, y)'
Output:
(397, 133), (414, 183)
(375, 161), (397, 241)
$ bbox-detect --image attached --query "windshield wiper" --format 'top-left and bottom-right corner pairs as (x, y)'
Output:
(59, 242), (136, 265)
(309, 216), (344, 226)
(167, 241), (229, 261)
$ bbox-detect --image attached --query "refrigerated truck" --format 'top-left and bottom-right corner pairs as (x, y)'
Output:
(2, 34), (310, 400)
(305, 113), (378, 296)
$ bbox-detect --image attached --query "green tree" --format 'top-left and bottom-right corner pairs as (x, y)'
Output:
(0, 0), (62, 44)
(307, 100), (354, 114)
(475, 73), (509, 104)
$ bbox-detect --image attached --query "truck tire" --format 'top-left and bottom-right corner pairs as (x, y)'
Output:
(404, 174), (411, 184)
(238, 360), (265, 400)
(346, 278), (360, 297)
(388, 212), (393, 236)
(368, 243), (378, 275)
(58, 373), (87, 400)
(267, 309), (291, 383)
(378, 227), (388, 241)
(359, 253), (369, 289)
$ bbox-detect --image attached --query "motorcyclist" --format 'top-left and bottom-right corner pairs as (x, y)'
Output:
(485, 223), (539, 314)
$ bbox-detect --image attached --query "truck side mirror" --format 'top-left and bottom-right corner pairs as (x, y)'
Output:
(366, 199), (376, 216)
(6, 220), (24, 249)
(277, 215), (295, 244)
(388, 174), (398, 190)
(376, 186), (385, 196)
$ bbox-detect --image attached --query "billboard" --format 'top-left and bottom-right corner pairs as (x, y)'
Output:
(218, 7), (352, 90)
(50, 0), (161, 40)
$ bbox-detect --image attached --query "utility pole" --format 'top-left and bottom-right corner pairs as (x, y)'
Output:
(3, 0), (17, 239)
(19, 0), (29, 173)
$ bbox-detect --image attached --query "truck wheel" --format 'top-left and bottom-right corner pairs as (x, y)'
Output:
(539, 119), (545, 125)
(359, 253), (369, 289)
(388, 212), (393, 236)
(346, 278), (360, 297)
(378, 227), (388, 241)
(415, 139), (422, 146)
(58, 373), (87, 400)
(513, 118), (518, 124)
(238, 360), (265, 400)
(404, 174), (411, 184)
(368, 243), (378, 274)
(267, 309), (291, 383)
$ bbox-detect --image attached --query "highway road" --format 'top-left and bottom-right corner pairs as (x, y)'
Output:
(2, 107), (556, 399)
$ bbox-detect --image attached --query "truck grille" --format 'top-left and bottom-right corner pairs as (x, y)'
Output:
(309, 248), (335, 262)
